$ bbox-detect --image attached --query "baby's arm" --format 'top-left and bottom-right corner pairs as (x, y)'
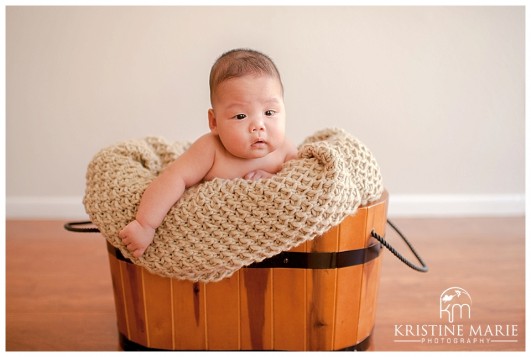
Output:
(119, 135), (215, 257)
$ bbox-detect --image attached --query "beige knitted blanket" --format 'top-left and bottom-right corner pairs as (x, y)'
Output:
(83, 128), (383, 282)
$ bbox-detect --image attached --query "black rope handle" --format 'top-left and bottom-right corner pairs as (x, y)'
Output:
(371, 220), (429, 272)
(64, 221), (100, 233)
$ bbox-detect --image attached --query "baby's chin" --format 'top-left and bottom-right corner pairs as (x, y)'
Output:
(237, 152), (272, 160)
(225, 143), (276, 158)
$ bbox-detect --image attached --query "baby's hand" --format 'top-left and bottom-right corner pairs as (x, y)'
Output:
(244, 169), (274, 180)
(118, 220), (156, 258)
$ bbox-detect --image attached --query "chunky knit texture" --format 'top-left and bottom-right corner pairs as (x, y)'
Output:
(83, 128), (383, 282)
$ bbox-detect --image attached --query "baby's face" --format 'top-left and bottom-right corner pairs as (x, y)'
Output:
(209, 74), (286, 159)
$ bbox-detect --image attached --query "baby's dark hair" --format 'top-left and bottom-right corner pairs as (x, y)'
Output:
(209, 48), (283, 103)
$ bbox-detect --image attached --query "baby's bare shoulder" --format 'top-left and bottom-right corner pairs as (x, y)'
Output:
(194, 132), (217, 146)
(282, 138), (298, 161)
(189, 133), (221, 153)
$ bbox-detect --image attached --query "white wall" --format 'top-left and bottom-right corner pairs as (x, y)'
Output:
(6, 6), (525, 218)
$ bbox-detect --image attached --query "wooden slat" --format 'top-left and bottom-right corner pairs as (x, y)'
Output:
(307, 268), (337, 350)
(338, 209), (368, 251)
(204, 273), (241, 350)
(142, 271), (173, 349)
(240, 268), (273, 350)
(356, 193), (388, 344)
(172, 280), (206, 350)
(272, 268), (307, 350)
(307, 225), (339, 252)
(306, 220), (339, 350)
(287, 240), (307, 253)
(270, 235), (309, 350)
(107, 254), (128, 338)
(367, 191), (388, 239)
(356, 258), (382, 344)
(332, 265), (364, 349)
(119, 261), (148, 347)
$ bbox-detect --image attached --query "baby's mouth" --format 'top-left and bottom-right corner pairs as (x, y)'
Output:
(252, 138), (267, 147)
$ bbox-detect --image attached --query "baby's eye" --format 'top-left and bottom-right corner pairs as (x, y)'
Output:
(265, 110), (276, 117)
(234, 114), (247, 120)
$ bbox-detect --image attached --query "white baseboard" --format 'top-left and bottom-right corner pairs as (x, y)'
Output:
(6, 196), (88, 220)
(5, 194), (525, 219)
(388, 194), (525, 217)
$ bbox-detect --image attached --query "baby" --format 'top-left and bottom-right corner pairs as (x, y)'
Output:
(119, 49), (298, 257)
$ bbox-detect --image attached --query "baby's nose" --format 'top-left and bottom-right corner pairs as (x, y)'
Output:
(250, 118), (265, 132)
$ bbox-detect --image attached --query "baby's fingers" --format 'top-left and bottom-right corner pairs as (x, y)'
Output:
(244, 171), (256, 180)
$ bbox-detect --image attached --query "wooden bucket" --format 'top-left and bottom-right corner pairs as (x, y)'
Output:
(106, 191), (388, 351)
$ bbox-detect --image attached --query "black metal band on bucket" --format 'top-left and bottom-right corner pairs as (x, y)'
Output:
(248, 241), (381, 269)
(106, 240), (382, 270)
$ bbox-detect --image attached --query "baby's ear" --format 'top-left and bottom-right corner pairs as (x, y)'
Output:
(208, 109), (218, 133)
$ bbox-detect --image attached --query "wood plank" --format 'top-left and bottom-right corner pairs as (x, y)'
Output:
(240, 268), (273, 350)
(371, 216), (526, 351)
(204, 273), (241, 350)
(142, 271), (174, 349)
(356, 258), (382, 344)
(269, 233), (309, 350)
(339, 191), (387, 251)
(172, 280), (207, 350)
(306, 219), (339, 350)
(119, 261), (148, 347)
(288, 239), (307, 253)
(356, 192), (387, 344)
(332, 265), (364, 349)
(338, 210), (368, 251)
(307, 268), (337, 350)
(271, 268), (307, 350)
(308, 225), (339, 252)
(366, 191), (388, 243)
(6, 312), (119, 351)
(107, 254), (128, 339)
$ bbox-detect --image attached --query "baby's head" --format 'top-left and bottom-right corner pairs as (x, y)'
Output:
(209, 48), (284, 105)
(208, 49), (287, 160)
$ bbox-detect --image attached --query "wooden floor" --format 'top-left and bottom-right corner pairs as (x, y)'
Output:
(5, 217), (525, 351)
